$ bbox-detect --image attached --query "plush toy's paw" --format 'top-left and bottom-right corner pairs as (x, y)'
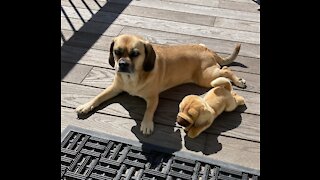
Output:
(187, 131), (198, 139)
(140, 120), (154, 135)
(76, 102), (94, 114)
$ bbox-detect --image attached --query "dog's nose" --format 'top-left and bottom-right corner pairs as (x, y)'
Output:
(118, 59), (130, 72)
(119, 59), (129, 69)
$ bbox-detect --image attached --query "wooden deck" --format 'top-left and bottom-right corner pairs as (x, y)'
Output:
(61, 0), (260, 171)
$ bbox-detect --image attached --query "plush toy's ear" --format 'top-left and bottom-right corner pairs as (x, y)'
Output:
(188, 108), (199, 119)
(109, 41), (115, 67)
(143, 43), (156, 71)
(194, 106), (213, 127)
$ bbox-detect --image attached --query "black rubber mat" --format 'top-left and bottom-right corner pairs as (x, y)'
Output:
(61, 125), (260, 180)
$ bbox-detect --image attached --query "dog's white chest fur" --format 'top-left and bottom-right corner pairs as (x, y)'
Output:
(119, 73), (144, 97)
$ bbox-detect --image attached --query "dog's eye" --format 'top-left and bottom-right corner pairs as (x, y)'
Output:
(130, 51), (140, 58)
(114, 50), (122, 56)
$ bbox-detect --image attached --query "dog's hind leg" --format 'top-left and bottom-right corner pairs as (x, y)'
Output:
(196, 66), (246, 88)
(216, 66), (246, 88)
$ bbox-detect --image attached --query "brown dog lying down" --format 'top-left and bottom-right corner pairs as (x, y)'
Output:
(176, 76), (245, 138)
(76, 34), (246, 135)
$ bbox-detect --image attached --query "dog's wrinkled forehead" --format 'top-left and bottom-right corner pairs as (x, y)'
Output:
(114, 35), (145, 54)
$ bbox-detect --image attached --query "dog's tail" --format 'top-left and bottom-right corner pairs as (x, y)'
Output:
(218, 44), (241, 66)
(210, 77), (232, 91)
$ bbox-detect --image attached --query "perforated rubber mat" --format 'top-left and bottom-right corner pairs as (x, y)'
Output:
(61, 126), (260, 180)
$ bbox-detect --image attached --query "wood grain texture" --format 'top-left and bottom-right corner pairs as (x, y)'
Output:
(214, 17), (260, 32)
(61, 62), (93, 83)
(206, 112), (260, 141)
(61, 33), (260, 73)
(62, 106), (259, 170)
(80, 67), (260, 115)
(61, 16), (123, 36)
(61, 0), (260, 171)
(61, 28), (260, 74)
(223, 0), (258, 3)
(61, 6), (260, 44)
(109, 0), (260, 22)
(61, 45), (111, 68)
(161, 0), (219, 7)
(204, 134), (260, 170)
(232, 90), (260, 115)
(223, 54), (260, 74)
(81, 66), (115, 87)
(61, 0), (107, 11)
(61, 106), (205, 155)
(62, 0), (216, 26)
(219, 0), (260, 13)
(61, 29), (113, 50)
(120, 27), (260, 58)
(61, 82), (259, 141)
(232, 71), (260, 93)
(62, 28), (260, 63)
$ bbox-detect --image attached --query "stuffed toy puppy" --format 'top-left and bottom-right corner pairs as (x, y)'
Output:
(176, 77), (245, 138)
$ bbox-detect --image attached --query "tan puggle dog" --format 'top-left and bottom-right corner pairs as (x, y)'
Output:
(177, 77), (245, 138)
(76, 34), (246, 135)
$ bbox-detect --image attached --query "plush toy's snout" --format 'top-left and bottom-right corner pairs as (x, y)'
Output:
(176, 116), (191, 127)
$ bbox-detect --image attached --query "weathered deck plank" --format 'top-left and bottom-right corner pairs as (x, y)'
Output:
(61, 0), (260, 171)
(61, 62), (92, 83)
(120, 27), (260, 58)
(61, 33), (260, 75)
(61, 82), (260, 142)
(61, 45), (110, 68)
(61, 42), (260, 75)
(61, 0), (216, 27)
(223, 0), (257, 3)
(108, 0), (260, 22)
(61, 6), (260, 44)
(219, 0), (260, 13)
(61, 29), (114, 50)
(61, 106), (259, 170)
(161, 0), (219, 7)
(61, 106), (205, 156)
(74, 66), (260, 114)
(214, 17), (260, 32)
(204, 133), (260, 170)
(61, 28), (260, 65)
(233, 71), (260, 93)
(60, 16), (123, 36)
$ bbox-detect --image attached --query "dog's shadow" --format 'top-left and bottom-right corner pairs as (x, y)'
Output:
(229, 61), (248, 68)
(77, 83), (246, 159)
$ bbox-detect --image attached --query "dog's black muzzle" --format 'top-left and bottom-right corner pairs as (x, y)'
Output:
(118, 58), (131, 73)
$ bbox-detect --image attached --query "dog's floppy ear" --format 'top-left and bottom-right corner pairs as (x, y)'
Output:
(143, 43), (156, 71)
(109, 41), (115, 68)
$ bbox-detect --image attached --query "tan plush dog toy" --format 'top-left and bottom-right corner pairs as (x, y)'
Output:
(176, 76), (245, 138)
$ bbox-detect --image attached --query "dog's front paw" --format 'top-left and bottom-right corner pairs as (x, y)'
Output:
(140, 120), (154, 135)
(236, 78), (247, 88)
(76, 102), (94, 114)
